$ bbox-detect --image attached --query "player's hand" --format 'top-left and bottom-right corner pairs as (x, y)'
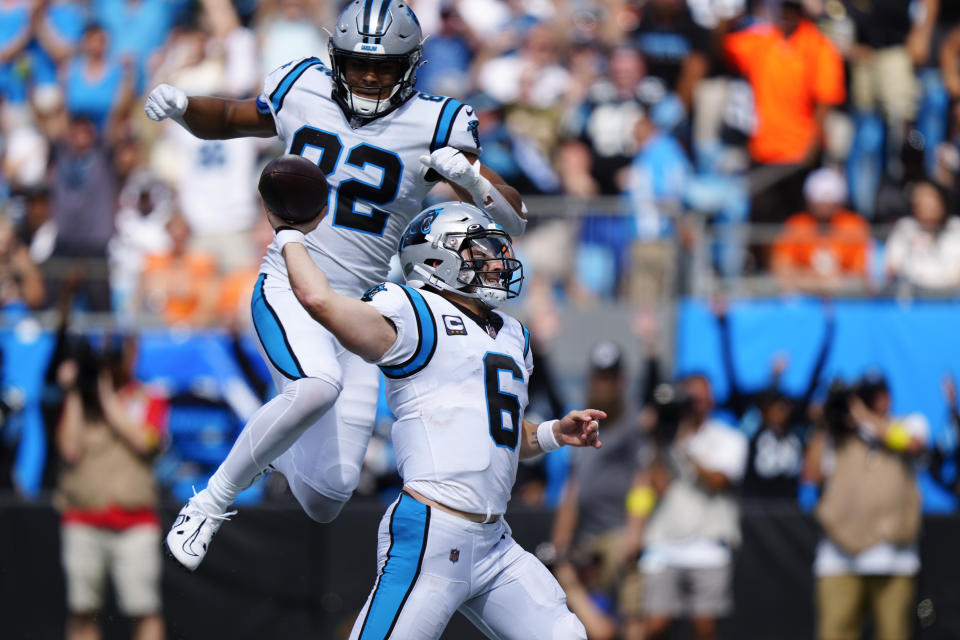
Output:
(265, 209), (322, 235)
(419, 147), (489, 197)
(555, 409), (606, 449)
(144, 84), (188, 124)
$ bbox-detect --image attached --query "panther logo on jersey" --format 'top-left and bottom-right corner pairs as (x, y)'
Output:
(361, 283), (388, 301)
(468, 120), (480, 148)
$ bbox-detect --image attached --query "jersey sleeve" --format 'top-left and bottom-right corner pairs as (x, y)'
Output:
(361, 282), (421, 368)
(520, 322), (534, 377)
(429, 98), (482, 156)
(257, 57), (324, 140)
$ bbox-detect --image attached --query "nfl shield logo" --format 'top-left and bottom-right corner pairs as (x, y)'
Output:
(449, 548), (460, 563)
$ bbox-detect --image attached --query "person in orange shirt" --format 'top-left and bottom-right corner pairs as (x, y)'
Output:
(136, 213), (218, 326)
(771, 168), (871, 294)
(724, 1), (846, 224)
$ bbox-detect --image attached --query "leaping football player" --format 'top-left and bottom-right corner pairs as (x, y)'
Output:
(146, 0), (527, 571)
(272, 198), (601, 640)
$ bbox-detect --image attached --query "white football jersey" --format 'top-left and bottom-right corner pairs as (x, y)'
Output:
(256, 57), (482, 296)
(363, 282), (533, 517)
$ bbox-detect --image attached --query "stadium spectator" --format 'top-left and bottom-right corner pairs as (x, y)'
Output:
(805, 373), (927, 640)
(843, 0), (937, 217)
(723, 0), (846, 224)
(63, 24), (134, 134)
(929, 374), (960, 498)
(629, 373), (747, 640)
(93, 0), (180, 92)
(477, 21), (571, 112)
(136, 213), (218, 326)
(551, 341), (649, 640)
(884, 178), (960, 291)
(416, 3), (477, 98)
(625, 104), (691, 303)
(32, 0), (87, 98)
(256, 0), (331, 76)
(2, 105), (50, 192)
(54, 333), (167, 640)
(713, 299), (834, 501)
(630, 0), (710, 123)
(109, 168), (173, 319)
(560, 46), (647, 198)
(770, 167), (870, 293)
(47, 114), (117, 312)
(0, 214), (44, 310)
(148, 10), (259, 272)
(0, 0), (38, 107)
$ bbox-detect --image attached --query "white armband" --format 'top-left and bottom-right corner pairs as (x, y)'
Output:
(537, 419), (562, 453)
(275, 228), (306, 252)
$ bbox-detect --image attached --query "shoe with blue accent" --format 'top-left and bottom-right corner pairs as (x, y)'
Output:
(165, 497), (237, 572)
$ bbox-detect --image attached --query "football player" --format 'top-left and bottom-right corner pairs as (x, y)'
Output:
(273, 199), (601, 639)
(148, 1), (527, 570)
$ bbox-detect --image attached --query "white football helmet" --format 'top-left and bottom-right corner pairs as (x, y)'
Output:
(399, 202), (523, 308)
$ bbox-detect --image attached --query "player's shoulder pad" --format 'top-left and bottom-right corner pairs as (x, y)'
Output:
(262, 56), (329, 114)
(418, 92), (481, 154)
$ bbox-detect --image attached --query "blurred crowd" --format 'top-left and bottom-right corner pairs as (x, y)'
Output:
(4, 1), (960, 638)
(1, 0), (960, 322)
(528, 306), (960, 640)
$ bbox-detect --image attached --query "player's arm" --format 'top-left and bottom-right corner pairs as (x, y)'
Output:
(279, 234), (397, 362)
(518, 409), (605, 460)
(144, 84), (277, 139)
(421, 149), (527, 237)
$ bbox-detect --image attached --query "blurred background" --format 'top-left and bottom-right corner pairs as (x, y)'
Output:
(3, 0), (960, 638)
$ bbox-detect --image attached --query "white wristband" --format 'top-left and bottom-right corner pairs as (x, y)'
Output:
(275, 229), (306, 252)
(537, 420), (562, 453)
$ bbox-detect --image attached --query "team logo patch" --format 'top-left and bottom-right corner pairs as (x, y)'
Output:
(361, 283), (387, 302)
(443, 315), (467, 336)
(449, 548), (460, 563)
(467, 120), (480, 148)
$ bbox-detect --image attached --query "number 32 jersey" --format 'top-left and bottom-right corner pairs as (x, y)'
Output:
(257, 58), (481, 297)
(363, 282), (533, 517)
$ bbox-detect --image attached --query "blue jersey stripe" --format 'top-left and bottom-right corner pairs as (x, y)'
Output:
(430, 98), (464, 152)
(251, 274), (305, 380)
(379, 286), (437, 378)
(358, 494), (430, 639)
(270, 58), (321, 113)
(522, 324), (531, 359)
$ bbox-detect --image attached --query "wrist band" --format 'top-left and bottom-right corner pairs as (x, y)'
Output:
(537, 420), (562, 453)
(276, 228), (306, 252)
(626, 486), (657, 517)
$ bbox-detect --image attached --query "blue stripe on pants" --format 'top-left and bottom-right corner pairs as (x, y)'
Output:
(251, 274), (305, 380)
(359, 494), (430, 639)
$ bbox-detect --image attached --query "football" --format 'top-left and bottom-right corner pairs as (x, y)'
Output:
(258, 154), (330, 224)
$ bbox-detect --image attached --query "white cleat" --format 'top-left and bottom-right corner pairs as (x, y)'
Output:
(165, 499), (237, 572)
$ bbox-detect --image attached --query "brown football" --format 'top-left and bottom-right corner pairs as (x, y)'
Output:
(258, 155), (330, 224)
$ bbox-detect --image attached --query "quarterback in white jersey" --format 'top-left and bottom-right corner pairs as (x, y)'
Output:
(270, 200), (603, 639)
(147, 1), (527, 571)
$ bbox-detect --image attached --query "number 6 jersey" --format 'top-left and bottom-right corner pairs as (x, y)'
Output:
(362, 282), (533, 518)
(256, 57), (482, 297)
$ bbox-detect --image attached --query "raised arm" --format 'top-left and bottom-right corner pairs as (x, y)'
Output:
(267, 210), (397, 361)
(144, 85), (276, 139)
